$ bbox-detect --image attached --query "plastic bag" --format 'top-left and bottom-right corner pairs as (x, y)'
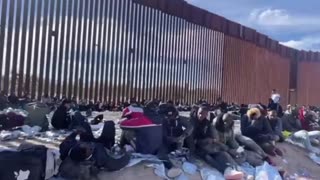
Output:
(182, 162), (197, 175)
(200, 168), (224, 180)
(255, 162), (282, 180)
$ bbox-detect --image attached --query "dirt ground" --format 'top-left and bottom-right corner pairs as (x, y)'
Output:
(1, 111), (320, 180)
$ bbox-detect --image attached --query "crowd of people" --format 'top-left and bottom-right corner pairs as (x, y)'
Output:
(1, 89), (320, 179)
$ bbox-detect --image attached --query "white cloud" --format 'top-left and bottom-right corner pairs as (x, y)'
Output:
(249, 8), (320, 28)
(281, 35), (320, 51)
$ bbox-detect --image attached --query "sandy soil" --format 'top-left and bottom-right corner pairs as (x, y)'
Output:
(1, 111), (320, 180)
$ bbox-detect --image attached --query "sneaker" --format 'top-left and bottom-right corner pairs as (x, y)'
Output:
(167, 167), (182, 179)
(224, 167), (244, 180)
(274, 148), (283, 156)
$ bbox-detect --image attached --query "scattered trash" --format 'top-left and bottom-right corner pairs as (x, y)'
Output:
(200, 167), (224, 180)
(182, 162), (197, 175)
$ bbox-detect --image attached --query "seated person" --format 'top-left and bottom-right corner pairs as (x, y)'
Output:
(51, 99), (72, 129)
(119, 101), (182, 178)
(191, 105), (244, 180)
(213, 113), (269, 167)
(241, 108), (282, 156)
(266, 109), (285, 142)
(59, 121), (129, 174)
(282, 108), (302, 132)
(161, 104), (194, 153)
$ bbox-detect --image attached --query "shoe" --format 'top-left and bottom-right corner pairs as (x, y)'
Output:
(167, 167), (182, 179)
(274, 148), (283, 156)
(224, 167), (244, 180)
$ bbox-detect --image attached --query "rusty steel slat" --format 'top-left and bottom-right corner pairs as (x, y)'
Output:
(181, 20), (187, 104)
(177, 18), (183, 103)
(50, 0), (61, 97)
(3, 0), (15, 94)
(137, 5), (146, 102)
(210, 30), (215, 103)
(37, 0), (49, 98)
(144, 7), (152, 100)
(68, 0), (79, 99)
(100, 0), (110, 102)
(73, 0), (84, 100)
(79, 0), (89, 100)
(0, 0), (8, 91)
(61, 0), (72, 98)
(132, 3), (141, 100)
(213, 31), (218, 103)
(56, 0), (67, 98)
(200, 27), (206, 100)
(195, 25), (202, 102)
(11, 0), (22, 93)
(121, 0), (130, 102)
(127, 1), (135, 99)
(44, 0), (56, 97)
(164, 14), (170, 101)
(142, 7), (150, 100)
(167, 15), (174, 101)
(18, 0), (30, 96)
(190, 23), (196, 103)
(108, 0), (117, 103)
(186, 22), (192, 104)
(171, 16), (177, 102)
(113, 0), (122, 104)
(149, 8), (156, 100)
(89, 0), (99, 101)
(30, 0), (43, 99)
(204, 28), (210, 102)
(104, 0), (113, 102)
(155, 11), (164, 99)
(176, 17), (182, 103)
(160, 13), (168, 101)
(192, 24), (198, 103)
(84, 0), (94, 101)
(94, 0), (104, 102)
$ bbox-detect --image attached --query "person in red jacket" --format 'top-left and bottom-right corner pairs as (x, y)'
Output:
(299, 106), (309, 131)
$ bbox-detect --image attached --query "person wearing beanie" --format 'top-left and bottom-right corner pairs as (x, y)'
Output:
(161, 104), (194, 153)
(59, 121), (129, 172)
(51, 99), (72, 129)
(191, 106), (244, 180)
(241, 108), (282, 156)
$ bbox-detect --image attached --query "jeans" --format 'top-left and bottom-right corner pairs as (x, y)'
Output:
(291, 130), (320, 152)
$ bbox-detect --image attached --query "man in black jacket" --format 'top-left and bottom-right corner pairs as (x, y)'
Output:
(59, 121), (129, 174)
(241, 107), (282, 156)
(51, 99), (72, 129)
(161, 104), (194, 153)
(192, 105), (244, 180)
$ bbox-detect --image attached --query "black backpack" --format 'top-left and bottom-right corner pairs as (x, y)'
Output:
(0, 145), (47, 180)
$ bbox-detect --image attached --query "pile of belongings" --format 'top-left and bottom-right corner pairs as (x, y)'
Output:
(0, 108), (28, 130)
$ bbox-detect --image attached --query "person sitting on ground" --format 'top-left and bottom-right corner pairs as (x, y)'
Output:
(266, 109), (285, 142)
(285, 104), (292, 115)
(51, 99), (72, 130)
(59, 121), (129, 177)
(8, 92), (19, 107)
(191, 105), (244, 180)
(161, 104), (194, 154)
(282, 107), (302, 132)
(241, 107), (282, 156)
(119, 101), (182, 178)
(214, 113), (269, 167)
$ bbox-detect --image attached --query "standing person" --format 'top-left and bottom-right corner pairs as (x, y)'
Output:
(271, 89), (280, 105)
(191, 105), (244, 180)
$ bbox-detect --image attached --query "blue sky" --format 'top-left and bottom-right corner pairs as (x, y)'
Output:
(185, 0), (320, 51)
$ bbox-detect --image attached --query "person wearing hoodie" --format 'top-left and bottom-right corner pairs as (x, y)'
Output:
(161, 104), (194, 153)
(119, 101), (182, 178)
(59, 121), (129, 177)
(241, 108), (282, 156)
(266, 109), (285, 142)
(51, 99), (72, 130)
(191, 105), (244, 180)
